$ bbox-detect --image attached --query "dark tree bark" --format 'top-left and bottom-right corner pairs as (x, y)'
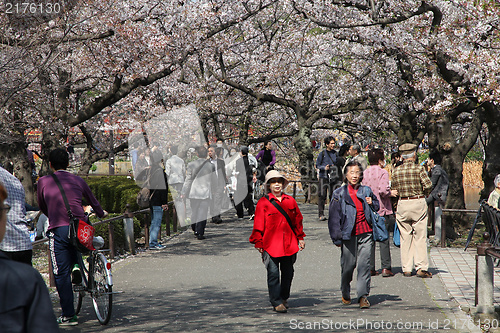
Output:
(480, 103), (500, 200)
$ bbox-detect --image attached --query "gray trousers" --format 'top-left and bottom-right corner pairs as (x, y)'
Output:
(370, 214), (394, 270)
(341, 232), (373, 301)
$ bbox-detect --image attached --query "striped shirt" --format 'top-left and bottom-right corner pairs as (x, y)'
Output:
(391, 160), (432, 198)
(0, 167), (32, 252)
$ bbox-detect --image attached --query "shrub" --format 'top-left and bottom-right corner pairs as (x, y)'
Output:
(84, 176), (141, 213)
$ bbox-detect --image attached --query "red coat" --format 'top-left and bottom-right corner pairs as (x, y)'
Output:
(249, 193), (305, 258)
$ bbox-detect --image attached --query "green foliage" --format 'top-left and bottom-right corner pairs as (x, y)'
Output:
(307, 27), (328, 35)
(418, 151), (429, 164)
(465, 149), (483, 162)
(84, 176), (141, 213)
(90, 214), (142, 253)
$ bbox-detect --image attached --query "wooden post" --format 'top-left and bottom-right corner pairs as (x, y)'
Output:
(145, 218), (150, 249)
(165, 206), (171, 237)
(307, 182), (311, 204)
(293, 182), (297, 199)
(172, 204), (178, 233)
(123, 204), (136, 255)
(108, 222), (115, 259)
(440, 214), (446, 248)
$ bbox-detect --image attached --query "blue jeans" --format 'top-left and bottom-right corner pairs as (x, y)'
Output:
(149, 206), (163, 247)
(48, 226), (78, 317)
(263, 252), (297, 307)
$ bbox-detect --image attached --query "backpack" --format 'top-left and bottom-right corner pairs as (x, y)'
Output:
(136, 167), (157, 208)
(136, 187), (154, 208)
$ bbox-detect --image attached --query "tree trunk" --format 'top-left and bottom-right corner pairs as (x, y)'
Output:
(440, 111), (482, 228)
(293, 122), (315, 203)
(0, 142), (35, 206)
(481, 103), (500, 200)
(38, 128), (61, 177)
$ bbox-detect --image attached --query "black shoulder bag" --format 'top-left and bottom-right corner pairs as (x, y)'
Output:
(264, 194), (297, 237)
(51, 174), (95, 253)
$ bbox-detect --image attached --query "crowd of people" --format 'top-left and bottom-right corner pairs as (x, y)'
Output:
(131, 139), (273, 244)
(311, 140), (453, 310)
(2, 135), (500, 328)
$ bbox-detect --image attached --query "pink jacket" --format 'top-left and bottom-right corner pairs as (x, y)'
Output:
(362, 165), (393, 216)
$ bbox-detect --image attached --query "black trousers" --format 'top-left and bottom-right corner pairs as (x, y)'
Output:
(318, 177), (334, 218)
(235, 192), (255, 218)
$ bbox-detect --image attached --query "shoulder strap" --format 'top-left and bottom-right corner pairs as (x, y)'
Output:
(326, 150), (337, 165)
(193, 159), (210, 180)
(264, 195), (297, 237)
(50, 173), (73, 219)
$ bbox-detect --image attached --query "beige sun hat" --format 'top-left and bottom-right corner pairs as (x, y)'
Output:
(264, 170), (289, 189)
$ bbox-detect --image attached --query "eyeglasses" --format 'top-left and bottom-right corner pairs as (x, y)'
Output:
(269, 178), (283, 184)
(0, 204), (10, 213)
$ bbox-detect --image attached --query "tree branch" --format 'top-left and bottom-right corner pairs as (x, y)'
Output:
(293, 1), (442, 32)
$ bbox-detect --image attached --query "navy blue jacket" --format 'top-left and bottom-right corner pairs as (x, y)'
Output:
(315, 149), (338, 179)
(0, 252), (59, 332)
(328, 184), (379, 245)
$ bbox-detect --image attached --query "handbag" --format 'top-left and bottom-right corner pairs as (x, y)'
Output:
(393, 222), (401, 247)
(51, 174), (95, 253)
(368, 204), (389, 242)
(136, 167), (157, 208)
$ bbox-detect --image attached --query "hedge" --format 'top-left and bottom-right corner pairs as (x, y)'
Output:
(83, 175), (173, 213)
(83, 176), (142, 213)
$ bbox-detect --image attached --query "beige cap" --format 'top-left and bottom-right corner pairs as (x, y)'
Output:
(399, 143), (417, 154)
(264, 170), (289, 189)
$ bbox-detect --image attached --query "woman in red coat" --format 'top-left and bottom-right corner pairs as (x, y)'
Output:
(249, 170), (306, 313)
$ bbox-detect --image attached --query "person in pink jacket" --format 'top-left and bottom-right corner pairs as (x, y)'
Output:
(362, 148), (398, 277)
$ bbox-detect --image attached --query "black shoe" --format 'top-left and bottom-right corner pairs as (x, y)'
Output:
(71, 264), (82, 285)
(197, 235), (206, 240)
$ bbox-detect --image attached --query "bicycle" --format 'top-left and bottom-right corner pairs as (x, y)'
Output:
(72, 238), (113, 325)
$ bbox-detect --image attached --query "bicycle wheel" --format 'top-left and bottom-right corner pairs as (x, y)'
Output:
(91, 253), (112, 325)
(74, 254), (88, 316)
(73, 289), (84, 315)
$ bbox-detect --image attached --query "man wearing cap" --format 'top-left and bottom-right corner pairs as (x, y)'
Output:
(249, 170), (306, 313)
(391, 143), (433, 278)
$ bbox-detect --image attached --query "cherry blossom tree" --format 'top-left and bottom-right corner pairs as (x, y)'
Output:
(0, 0), (274, 201)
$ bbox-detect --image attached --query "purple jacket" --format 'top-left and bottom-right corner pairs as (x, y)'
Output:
(255, 149), (276, 166)
(37, 170), (105, 230)
(362, 165), (393, 216)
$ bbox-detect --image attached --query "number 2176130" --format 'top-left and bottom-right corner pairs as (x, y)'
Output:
(4, 1), (61, 15)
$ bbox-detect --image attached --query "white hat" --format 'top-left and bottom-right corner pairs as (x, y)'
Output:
(264, 170), (289, 189)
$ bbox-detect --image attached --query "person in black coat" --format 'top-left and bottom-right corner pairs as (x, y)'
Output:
(148, 148), (169, 250)
(235, 146), (255, 219)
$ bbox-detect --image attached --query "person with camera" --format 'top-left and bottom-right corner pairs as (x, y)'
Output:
(316, 136), (342, 221)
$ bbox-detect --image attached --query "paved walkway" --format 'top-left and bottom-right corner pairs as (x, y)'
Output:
(430, 247), (500, 311)
(57, 203), (486, 332)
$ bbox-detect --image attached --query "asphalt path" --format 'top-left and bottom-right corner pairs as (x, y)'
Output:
(59, 203), (478, 332)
